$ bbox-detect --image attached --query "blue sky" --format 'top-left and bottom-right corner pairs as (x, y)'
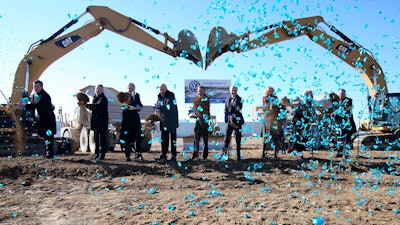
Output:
(1, 0), (399, 125)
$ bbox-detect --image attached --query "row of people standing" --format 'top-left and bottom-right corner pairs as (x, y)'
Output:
(260, 87), (357, 159)
(77, 82), (180, 162)
(90, 83), (244, 162)
(80, 83), (357, 162)
(20, 79), (355, 162)
(16, 81), (109, 160)
(189, 85), (244, 161)
(97, 84), (358, 161)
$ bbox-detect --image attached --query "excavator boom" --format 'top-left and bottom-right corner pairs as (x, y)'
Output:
(206, 16), (399, 147)
(3, 5), (203, 155)
(10, 5), (202, 104)
(11, 20), (102, 104)
(206, 16), (387, 97)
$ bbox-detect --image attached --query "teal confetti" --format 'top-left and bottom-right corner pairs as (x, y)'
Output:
(147, 187), (157, 194)
(167, 204), (176, 211)
(312, 217), (325, 225)
(46, 129), (52, 136)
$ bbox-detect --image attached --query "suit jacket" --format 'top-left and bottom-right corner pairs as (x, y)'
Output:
(292, 99), (316, 130)
(86, 93), (109, 131)
(224, 95), (244, 126)
(26, 89), (57, 135)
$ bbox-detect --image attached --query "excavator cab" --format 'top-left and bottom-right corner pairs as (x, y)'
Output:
(366, 93), (400, 131)
(383, 94), (400, 128)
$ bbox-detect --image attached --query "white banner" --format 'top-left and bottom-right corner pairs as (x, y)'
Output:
(184, 79), (231, 103)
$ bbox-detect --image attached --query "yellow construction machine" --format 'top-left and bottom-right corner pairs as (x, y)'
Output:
(0, 5), (202, 155)
(205, 16), (400, 150)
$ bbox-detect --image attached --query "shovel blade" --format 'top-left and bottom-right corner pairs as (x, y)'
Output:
(173, 29), (203, 68)
(205, 26), (237, 69)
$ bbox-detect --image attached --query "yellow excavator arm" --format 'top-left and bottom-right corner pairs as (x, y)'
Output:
(205, 16), (387, 97)
(206, 16), (400, 134)
(10, 5), (202, 104)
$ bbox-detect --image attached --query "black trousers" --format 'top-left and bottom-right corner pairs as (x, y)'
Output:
(94, 129), (107, 158)
(194, 131), (209, 159)
(161, 129), (177, 158)
(121, 130), (142, 159)
(223, 125), (242, 160)
(39, 129), (54, 158)
(337, 129), (353, 154)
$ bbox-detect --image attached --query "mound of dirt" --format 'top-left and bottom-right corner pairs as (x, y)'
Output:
(0, 140), (399, 225)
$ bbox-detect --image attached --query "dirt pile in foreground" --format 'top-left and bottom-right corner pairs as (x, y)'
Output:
(0, 142), (399, 225)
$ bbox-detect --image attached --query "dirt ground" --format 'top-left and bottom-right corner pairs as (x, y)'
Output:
(0, 137), (399, 225)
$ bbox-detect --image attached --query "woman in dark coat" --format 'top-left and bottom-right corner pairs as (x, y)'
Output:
(120, 83), (143, 161)
(289, 90), (317, 154)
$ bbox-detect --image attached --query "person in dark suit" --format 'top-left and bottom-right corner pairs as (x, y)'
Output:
(155, 84), (179, 161)
(86, 84), (109, 160)
(222, 85), (244, 161)
(289, 90), (317, 155)
(191, 85), (211, 160)
(24, 80), (57, 159)
(333, 88), (357, 158)
(120, 83), (144, 162)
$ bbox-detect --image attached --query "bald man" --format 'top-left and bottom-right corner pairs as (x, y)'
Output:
(155, 84), (179, 161)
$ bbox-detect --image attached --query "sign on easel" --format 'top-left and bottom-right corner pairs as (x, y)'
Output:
(184, 79), (231, 103)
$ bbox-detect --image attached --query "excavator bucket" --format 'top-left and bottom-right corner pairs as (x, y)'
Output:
(205, 26), (238, 69)
(173, 29), (203, 67)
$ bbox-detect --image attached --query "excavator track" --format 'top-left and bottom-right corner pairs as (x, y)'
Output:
(353, 132), (400, 151)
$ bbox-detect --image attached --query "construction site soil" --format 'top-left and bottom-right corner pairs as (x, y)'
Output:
(0, 138), (399, 225)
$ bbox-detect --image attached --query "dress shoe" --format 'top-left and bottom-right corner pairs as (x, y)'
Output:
(136, 155), (144, 161)
(192, 152), (199, 160)
(156, 155), (167, 161)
